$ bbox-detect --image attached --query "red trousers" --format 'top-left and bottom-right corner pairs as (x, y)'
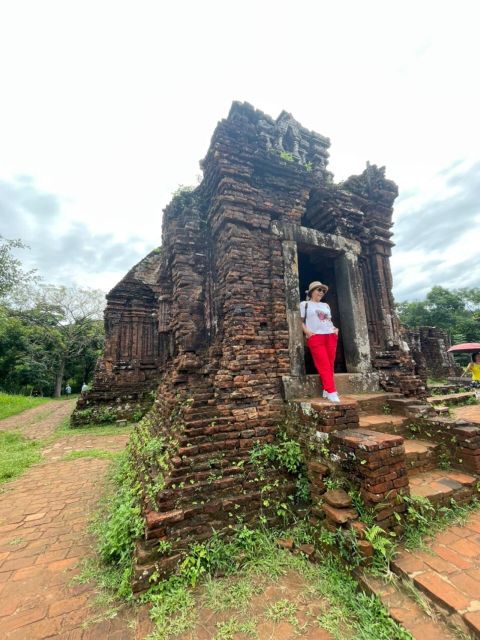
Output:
(307, 333), (338, 393)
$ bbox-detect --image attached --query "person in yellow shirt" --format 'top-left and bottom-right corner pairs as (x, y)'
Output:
(465, 353), (480, 387)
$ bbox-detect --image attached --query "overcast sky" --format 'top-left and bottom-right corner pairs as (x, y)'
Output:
(0, 0), (479, 301)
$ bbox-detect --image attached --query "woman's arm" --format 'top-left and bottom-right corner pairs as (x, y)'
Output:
(302, 322), (313, 338)
(300, 302), (313, 338)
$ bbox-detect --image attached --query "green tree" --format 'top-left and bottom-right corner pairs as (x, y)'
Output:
(31, 285), (105, 397)
(0, 238), (106, 396)
(397, 286), (480, 344)
(0, 286), (105, 396)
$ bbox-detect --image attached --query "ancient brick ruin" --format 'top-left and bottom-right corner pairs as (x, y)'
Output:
(75, 101), (424, 424)
(403, 326), (459, 382)
(74, 102), (471, 587)
(73, 250), (166, 424)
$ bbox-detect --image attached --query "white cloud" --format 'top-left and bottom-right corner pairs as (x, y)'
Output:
(0, 0), (479, 297)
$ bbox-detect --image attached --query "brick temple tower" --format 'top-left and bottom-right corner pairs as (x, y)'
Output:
(74, 102), (426, 586)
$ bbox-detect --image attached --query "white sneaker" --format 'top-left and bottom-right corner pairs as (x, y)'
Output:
(322, 390), (328, 398)
(326, 392), (340, 403)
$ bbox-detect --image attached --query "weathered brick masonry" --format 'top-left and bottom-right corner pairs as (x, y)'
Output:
(73, 250), (168, 424)
(403, 326), (459, 382)
(73, 102), (427, 585)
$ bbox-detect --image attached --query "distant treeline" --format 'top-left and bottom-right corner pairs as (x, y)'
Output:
(0, 235), (105, 397)
(396, 286), (480, 356)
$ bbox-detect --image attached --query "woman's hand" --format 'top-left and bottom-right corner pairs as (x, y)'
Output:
(333, 327), (339, 335)
(304, 329), (314, 339)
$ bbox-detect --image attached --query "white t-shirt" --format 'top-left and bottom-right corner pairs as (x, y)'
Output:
(300, 301), (335, 335)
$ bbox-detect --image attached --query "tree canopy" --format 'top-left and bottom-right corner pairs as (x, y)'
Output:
(396, 286), (480, 345)
(0, 238), (105, 396)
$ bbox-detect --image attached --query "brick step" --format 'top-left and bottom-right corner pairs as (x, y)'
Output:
(292, 397), (360, 433)
(392, 510), (480, 638)
(294, 396), (357, 407)
(428, 383), (458, 395)
(346, 392), (402, 414)
(359, 572), (459, 640)
(358, 412), (408, 435)
(388, 397), (427, 415)
(427, 391), (476, 406)
(404, 439), (439, 476)
(409, 469), (477, 506)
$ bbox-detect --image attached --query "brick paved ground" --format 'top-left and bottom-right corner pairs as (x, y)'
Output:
(392, 509), (480, 638)
(452, 403), (480, 424)
(360, 572), (458, 640)
(0, 402), (152, 639)
(2, 400), (479, 639)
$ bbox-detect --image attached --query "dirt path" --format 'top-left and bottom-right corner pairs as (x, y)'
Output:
(0, 401), (152, 639)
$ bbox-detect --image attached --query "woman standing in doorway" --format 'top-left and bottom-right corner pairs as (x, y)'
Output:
(300, 281), (340, 403)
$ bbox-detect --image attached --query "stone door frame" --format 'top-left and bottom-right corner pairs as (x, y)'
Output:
(271, 221), (373, 382)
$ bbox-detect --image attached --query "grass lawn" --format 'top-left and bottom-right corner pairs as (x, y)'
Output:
(54, 416), (134, 438)
(0, 431), (42, 483)
(0, 392), (51, 421)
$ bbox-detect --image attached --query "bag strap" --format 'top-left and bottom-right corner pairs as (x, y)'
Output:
(302, 302), (308, 322)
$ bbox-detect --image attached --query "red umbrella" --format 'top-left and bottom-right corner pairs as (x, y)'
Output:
(447, 342), (480, 354)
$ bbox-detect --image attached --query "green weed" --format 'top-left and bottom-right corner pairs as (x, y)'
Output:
(279, 150), (294, 162)
(0, 431), (41, 482)
(324, 476), (345, 491)
(214, 616), (258, 639)
(250, 430), (310, 503)
(306, 555), (412, 640)
(364, 524), (397, 576)
(147, 578), (197, 638)
(265, 598), (298, 624)
(96, 407), (119, 423)
(401, 494), (479, 549)
(202, 575), (264, 613)
(78, 452), (144, 600)
(81, 402), (414, 640)
(437, 446), (452, 470)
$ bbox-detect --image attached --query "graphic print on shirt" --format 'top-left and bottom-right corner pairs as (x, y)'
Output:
(316, 310), (330, 322)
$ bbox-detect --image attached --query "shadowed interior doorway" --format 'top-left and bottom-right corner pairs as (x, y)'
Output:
(297, 245), (347, 374)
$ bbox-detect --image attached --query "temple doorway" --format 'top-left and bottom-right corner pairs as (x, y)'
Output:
(297, 245), (347, 373)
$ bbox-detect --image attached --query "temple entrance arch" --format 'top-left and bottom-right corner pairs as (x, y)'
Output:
(272, 221), (378, 398)
(297, 245), (347, 374)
